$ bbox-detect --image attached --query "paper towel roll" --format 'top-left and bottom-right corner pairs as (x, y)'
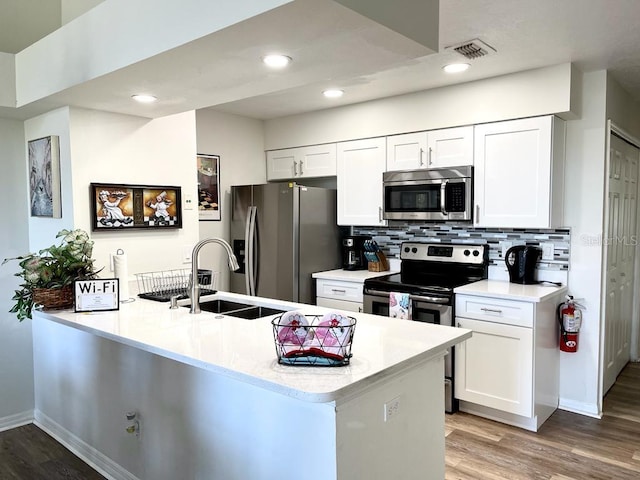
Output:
(113, 252), (130, 302)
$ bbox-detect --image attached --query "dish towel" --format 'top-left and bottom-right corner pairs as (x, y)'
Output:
(389, 292), (411, 319)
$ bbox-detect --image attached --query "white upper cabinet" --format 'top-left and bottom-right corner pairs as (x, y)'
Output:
(337, 137), (387, 226)
(386, 126), (473, 171)
(473, 115), (565, 228)
(266, 143), (337, 181)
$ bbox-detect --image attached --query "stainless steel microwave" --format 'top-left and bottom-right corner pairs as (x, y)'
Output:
(383, 166), (473, 221)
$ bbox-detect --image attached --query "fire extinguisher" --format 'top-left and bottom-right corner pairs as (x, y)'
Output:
(557, 295), (584, 353)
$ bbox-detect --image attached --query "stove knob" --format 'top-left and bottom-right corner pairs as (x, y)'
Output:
(472, 250), (480, 256)
(464, 249), (470, 256)
(404, 247), (410, 253)
(412, 247), (418, 253)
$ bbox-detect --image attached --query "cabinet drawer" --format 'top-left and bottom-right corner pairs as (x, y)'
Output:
(455, 295), (534, 328)
(316, 279), (363, 303)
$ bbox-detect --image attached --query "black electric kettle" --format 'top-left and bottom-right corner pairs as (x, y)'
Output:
(505, 245), (542, 284)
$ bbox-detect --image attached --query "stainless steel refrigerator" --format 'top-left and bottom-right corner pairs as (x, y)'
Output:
(229, 182), (341, 304)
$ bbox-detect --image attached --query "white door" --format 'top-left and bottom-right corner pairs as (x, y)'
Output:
(298, 144), (337, 178)
(337, 137), (386, 226)
(386, 132), (427, 171)
(266, 149), (296, 180)
(474, 116), (553, 228)
(455, 317), (533, 416)
(603, 133), (639, 394)
(426, 126), (474, 168)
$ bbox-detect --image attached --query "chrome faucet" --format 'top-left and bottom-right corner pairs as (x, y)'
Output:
(189, 238), (240, 314)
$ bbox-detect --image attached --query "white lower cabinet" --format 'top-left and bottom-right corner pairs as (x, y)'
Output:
(455, 317), (533, 416)
(454, 292), (560, 432)
(315, 278), (364, 313)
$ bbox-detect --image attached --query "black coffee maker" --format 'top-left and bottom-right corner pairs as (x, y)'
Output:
(505, 245), (542, 284)
(342, 235), (371, 270)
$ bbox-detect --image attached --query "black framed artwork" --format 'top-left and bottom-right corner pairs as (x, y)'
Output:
(197, 154), (221, 221)
(90, 183), (182, 230)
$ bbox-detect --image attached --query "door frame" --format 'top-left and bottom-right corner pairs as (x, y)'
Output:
(600, 120), (640, 403)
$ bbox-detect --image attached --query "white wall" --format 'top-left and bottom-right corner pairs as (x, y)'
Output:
(264, 63), (576, 149)
(0, 118), (34, 428)
(24, 107), (75, 251)
(562, 70), (608, 416)
(195, 109), (266, 290)
(68, 108), (199, 279)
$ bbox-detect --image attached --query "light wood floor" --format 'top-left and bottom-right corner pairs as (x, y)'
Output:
(0, 363), (638, 479)
(446, 362), (640, 479)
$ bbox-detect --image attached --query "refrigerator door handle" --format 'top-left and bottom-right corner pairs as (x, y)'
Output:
(245, 206), (258, 296)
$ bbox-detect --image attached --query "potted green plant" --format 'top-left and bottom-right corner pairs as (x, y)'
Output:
(2, 228), (100, 321)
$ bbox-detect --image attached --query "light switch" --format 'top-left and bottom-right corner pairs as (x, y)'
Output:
(184, 193), (195, 210)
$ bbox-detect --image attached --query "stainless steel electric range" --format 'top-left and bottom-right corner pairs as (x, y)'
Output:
(363, 242), (488, 413)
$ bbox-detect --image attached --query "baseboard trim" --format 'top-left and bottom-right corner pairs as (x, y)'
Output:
(558, 399), (602, 418)
(34, 410), (139, 480)
(0, 410), (34, 433)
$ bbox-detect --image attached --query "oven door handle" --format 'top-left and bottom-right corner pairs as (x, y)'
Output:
(409, 294), (450, 305)
(364, 288), (450, 305)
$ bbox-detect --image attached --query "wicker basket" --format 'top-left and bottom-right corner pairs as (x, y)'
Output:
(32, 285), (74, 310)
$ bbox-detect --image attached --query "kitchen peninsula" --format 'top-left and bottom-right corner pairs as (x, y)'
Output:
(32, 292), (470, 480)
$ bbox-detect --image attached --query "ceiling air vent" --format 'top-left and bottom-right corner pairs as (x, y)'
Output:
(446, 39), (496, 60)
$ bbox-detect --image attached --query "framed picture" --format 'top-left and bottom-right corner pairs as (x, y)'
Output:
(197, 153), (221, 221)
(90, 183), (182, 230)
(28, 135), (61, 218)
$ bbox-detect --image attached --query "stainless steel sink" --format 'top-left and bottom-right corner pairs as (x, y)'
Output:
(184, 298), (286, 319)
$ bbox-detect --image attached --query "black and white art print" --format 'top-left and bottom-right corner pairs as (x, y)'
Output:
(28, 135), (61, 218)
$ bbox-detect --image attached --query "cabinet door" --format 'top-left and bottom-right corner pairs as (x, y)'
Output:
(266, 149), (296, 180)
(299, 144), (337, 178)
(267, 144), (337, 180)
(427, 126), (473, 168)
(337, 137), (387, 226)
(455, 317), (533, 417)
(474, 116), (555, 228)
(316, 297), (363, 313)
(386, 132), (427, 171)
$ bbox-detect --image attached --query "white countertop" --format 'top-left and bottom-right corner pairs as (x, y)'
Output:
(312, 268), (399, 282)
(454, 279), (568, 302)
(37, 291), (470, 403)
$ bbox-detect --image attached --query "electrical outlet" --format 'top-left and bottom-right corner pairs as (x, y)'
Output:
(500, 241), (513, 257)
(182, 245), (192, 264)
(541, 242), (555, 260)
(384, 396), (401, 422)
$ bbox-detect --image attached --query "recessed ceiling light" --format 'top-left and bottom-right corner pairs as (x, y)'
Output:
(443, 63), (470, 74)
(323, 89), (344, 98)
(262, 54), (292, 69)
(131, 94), (157, 103)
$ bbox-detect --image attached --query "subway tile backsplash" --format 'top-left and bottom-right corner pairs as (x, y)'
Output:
(353, 224), (570, 271)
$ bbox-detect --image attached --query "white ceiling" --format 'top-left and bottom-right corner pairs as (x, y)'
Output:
(2, 0), (640, 121)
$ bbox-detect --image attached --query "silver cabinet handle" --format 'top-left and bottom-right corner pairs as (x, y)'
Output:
(428, 146), (433, 165)
(299, 160), (304, 176)
(379, 206), (383, 223)
(293, 160), (298, 176)
(475, 205), (480, 220)
(481, 307), (503, 314)
(419, 148), (424, 167)
(331, 288), (346, 294)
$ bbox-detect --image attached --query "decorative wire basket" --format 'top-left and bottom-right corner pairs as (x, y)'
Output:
(135, 268), (217, 302)
(33, 285), (74, 310)
(272, 313), (356, 367)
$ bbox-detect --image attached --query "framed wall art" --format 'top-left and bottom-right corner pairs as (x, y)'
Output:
(90, 183), (182, 231)
(197, 153), (221, 221)
(28, 135), (62, 218)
